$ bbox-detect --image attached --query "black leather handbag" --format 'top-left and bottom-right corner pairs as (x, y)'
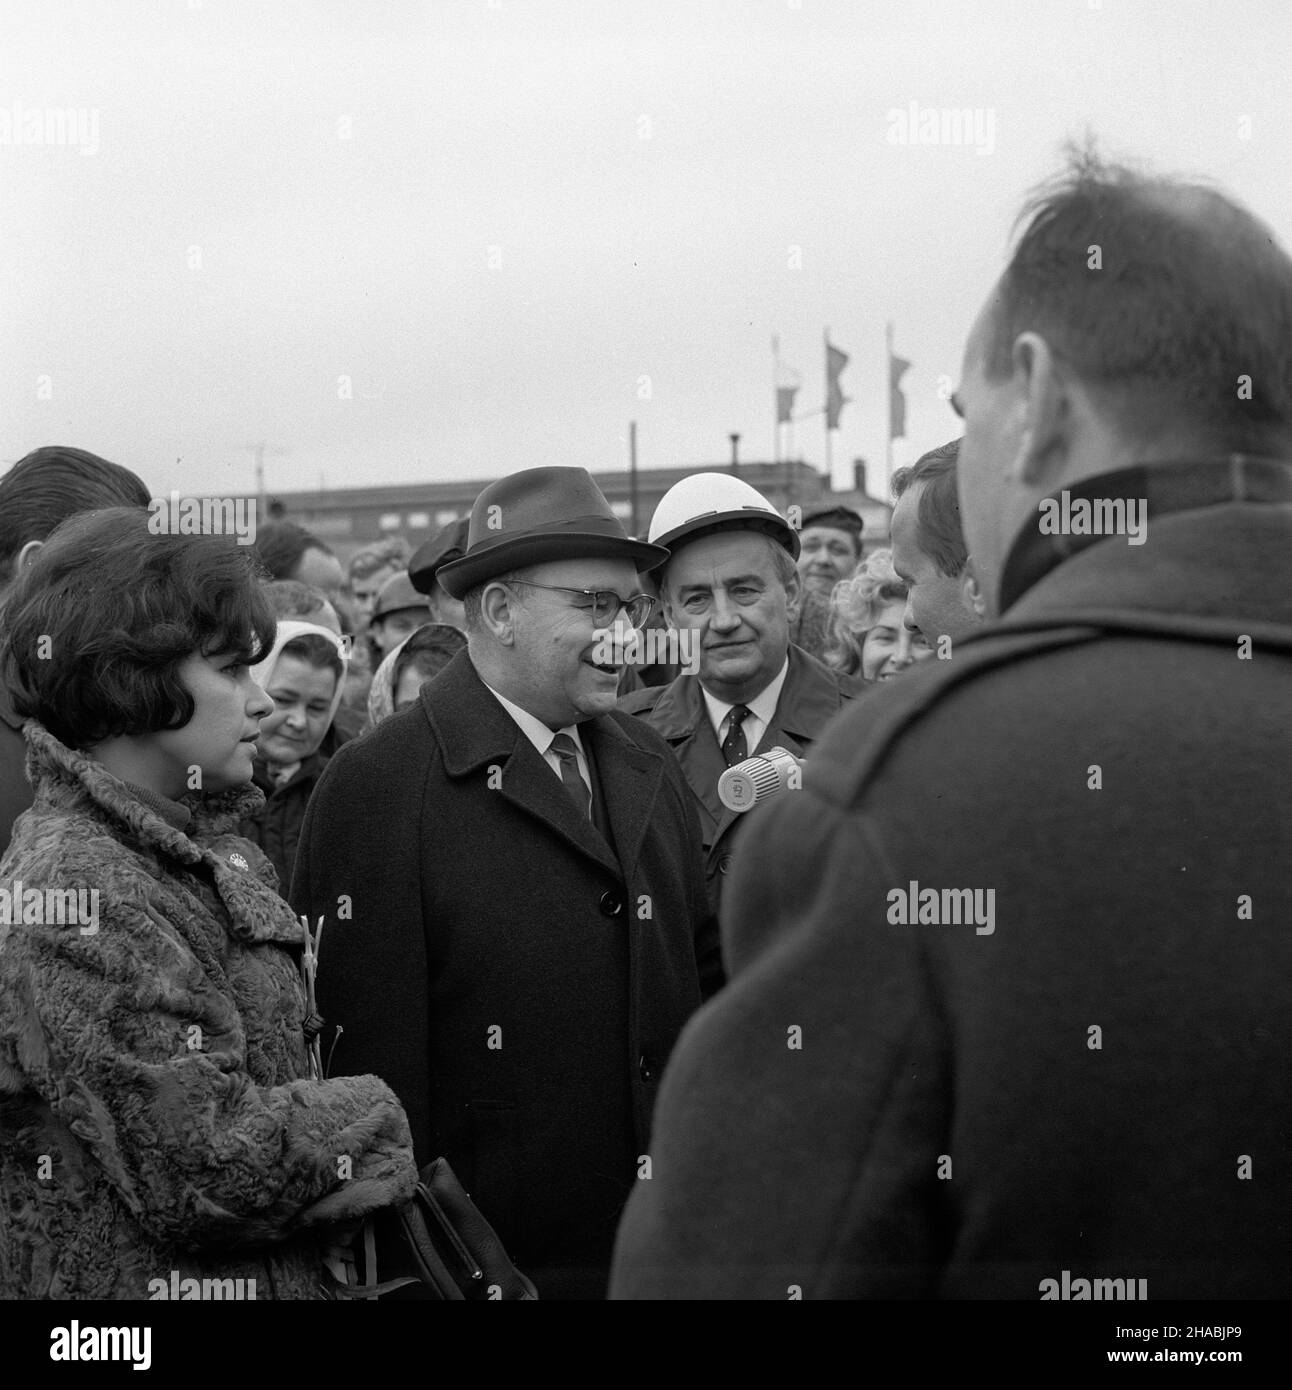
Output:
(327, 1157), (539, 1301)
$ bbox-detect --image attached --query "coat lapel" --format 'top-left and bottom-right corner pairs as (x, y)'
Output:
(426, 650), (623, 879)
(583, 716), (666, 880)
(639, 672), (728, 843)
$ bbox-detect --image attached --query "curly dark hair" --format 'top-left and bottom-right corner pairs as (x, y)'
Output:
(0, 507), (276, 748)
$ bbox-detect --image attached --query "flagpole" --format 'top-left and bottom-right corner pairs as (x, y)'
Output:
(772, 333), (781, 466)
(885, 321), (894, 497)
(824, 327), (832, 480)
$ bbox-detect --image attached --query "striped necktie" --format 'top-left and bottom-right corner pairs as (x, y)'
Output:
(550, 732), (592, 819)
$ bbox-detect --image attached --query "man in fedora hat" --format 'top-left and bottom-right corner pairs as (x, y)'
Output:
(292, 466), (720, 1299)
(408, 514), (470, 631)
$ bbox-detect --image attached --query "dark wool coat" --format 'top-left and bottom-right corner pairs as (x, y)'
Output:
(0, 723), (417, 1300)
(239, 752), (329, 895)
(610, 487), (1292, 1300)
(618, 643), (863, 911)
(291, 649), (720, 1299)
(0, 676), (30, 854)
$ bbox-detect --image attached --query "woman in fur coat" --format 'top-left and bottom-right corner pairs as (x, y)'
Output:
(0, 508), (416, 1299)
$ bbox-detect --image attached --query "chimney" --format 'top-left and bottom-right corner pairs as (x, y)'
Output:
(729, 433), (741, 475)
(853, 458), (868, 496)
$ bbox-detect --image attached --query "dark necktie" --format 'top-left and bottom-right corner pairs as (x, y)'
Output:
(721, 704), (751, 768)
(550, 732), (592, 819)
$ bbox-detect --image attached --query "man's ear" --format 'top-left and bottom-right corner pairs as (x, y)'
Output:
(960, 561), (987, 619)
(479, 579), (517, 644)
(1010, 332), (1068, 488)
(782, 566), (802, 623)
(16, 539), (43, 574)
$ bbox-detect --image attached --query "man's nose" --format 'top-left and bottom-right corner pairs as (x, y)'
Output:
(709, 593), (741, 629)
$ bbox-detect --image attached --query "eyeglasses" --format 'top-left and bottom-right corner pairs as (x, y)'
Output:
(505, 580), (656, 629)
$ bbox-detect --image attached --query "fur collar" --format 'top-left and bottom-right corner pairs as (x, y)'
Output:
(22, 720), (267, 863)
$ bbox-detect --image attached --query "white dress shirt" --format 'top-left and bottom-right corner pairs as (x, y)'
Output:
(701, 656), (790, 758)
(479, 679), (592, 799)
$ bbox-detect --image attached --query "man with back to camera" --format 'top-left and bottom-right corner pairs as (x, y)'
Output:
(610, 149), (1292, 1300)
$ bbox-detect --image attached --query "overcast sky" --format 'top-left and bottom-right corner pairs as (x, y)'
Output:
(3, 0), (1289, 504)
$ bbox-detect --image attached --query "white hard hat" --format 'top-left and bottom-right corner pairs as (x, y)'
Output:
(648, 473), (800, 559)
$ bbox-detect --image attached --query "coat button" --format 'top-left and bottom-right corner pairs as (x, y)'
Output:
(599, 891), (623, 916)
(717, 854), (733, 874)
(638, 1054), (655, 1081)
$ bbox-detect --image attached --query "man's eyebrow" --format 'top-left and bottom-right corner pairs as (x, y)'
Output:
(949, 391), (965, 419)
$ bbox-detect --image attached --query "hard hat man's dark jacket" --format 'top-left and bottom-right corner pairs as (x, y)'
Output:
(618, 643), (862, 912)
(291, 647), (720, 1299)
(0, 677), (31, 854)
(610, 460), (1292, 1300)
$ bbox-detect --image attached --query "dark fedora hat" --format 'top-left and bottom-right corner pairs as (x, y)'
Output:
(408, 515), (470, 595)
(437, 467), (668, 599)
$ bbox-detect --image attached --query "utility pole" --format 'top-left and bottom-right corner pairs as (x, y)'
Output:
(629, 421), (639, 538)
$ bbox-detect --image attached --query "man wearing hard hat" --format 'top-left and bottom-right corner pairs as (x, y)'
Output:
(619, 473), (862, 911)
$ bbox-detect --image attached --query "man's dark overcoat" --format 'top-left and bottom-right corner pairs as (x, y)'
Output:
(292, 648), (720, 1299)
(610, 465), (1292, 1300)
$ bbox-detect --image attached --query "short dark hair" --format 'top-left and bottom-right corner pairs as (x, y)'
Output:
(393, 624), (467, 689)
(277, 633), (343, 684)
(253, 520), (333, 581)
(1, 508), (275, 749)
(891, 439), (968, 578)
(263, 578), (334, 622)
(0, 446), (150, 573)
(985, 145), (1292, 451)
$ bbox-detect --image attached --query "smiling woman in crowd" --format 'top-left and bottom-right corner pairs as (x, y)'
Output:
(239, 620), (350, 891)
(0, 506), (415, 1300)
(824, 547), (934, 684)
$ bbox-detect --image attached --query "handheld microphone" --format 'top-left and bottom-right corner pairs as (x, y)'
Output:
(717, 746), (804, 813)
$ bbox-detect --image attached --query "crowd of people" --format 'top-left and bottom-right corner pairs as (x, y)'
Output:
(0, 148), (1289, 1300)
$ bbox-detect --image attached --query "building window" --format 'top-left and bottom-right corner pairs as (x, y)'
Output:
(435, 509), (461, 527)
(379, 513), (402, 531)
(408, 511), (430, 530)
(610, 501), (632, 520)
